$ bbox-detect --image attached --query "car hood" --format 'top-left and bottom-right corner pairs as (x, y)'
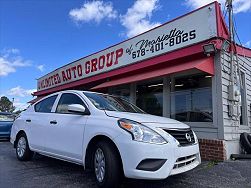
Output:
(104, 111), (189, 129)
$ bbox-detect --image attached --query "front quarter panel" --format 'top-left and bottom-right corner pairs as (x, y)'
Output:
(82, 115), (125, 165)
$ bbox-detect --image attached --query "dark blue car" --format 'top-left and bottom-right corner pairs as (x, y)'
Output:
(0, 112), (15, 139)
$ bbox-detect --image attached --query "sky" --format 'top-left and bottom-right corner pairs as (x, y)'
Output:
(0, 0), (251, 111)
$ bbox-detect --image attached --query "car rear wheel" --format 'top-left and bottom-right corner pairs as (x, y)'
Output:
(93, 141), (122, 188)
(16, 133), (33, 161)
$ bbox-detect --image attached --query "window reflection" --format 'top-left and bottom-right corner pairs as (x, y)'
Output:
(108, 84), (130, 101)
(171, 74), (213, 122)
(136, 81), (163, 116)
(239, 72), (246, 125)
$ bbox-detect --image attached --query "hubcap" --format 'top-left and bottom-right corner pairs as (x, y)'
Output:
(17, 137), (26, 157)
(94, 148), (105, 182)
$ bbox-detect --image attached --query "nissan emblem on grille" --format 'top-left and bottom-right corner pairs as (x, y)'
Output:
(163, 129), (195, 146)
(185, 133), (192, 142)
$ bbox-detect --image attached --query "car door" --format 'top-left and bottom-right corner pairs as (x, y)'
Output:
(44, 92), (89, 162)
(27, 95), (58, 151)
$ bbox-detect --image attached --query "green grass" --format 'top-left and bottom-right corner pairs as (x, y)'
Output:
(206, 160), (219, 169)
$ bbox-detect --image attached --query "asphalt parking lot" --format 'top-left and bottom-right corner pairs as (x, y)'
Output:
(1, 141), (251, 188)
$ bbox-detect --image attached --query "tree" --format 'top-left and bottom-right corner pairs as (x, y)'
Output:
(0, 96), (15, 112)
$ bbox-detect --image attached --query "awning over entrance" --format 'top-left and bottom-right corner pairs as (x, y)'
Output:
(91, 57), (214, 90)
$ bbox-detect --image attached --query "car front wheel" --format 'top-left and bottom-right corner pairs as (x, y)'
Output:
(16, 133), (33, 161)
(93, 141), (122, 188)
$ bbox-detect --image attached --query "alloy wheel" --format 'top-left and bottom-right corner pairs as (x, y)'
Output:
(17, 137), (26, 158)
(94, 148), (106, 183)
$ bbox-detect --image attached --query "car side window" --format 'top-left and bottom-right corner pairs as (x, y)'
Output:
(34, 95), (58, 113)
(56, 93), (86, 114)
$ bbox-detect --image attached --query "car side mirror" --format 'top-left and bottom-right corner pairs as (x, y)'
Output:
(68, 104), (89, 115)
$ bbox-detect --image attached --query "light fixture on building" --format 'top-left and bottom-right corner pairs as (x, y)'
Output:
(203, 43), (217, 56)
(205, 75), (212, 78)
(222, 40), (230, 52)
(175, 84), (184, 87)
(148, 83), (163, 88)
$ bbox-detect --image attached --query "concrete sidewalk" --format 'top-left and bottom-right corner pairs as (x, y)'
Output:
(0, 141), (251, 188)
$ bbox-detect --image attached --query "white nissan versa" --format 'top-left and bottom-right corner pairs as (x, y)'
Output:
(10, 90), (201, 187)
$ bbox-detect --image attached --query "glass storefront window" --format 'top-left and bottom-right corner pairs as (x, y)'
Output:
(239, 72), (247, 125)
(136, 81), (163, 116)
(171, 74), (213, 122)
(108, 84), (130, 101)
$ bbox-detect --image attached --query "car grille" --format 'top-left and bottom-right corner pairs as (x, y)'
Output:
(173, 154), (196, 169)
(163, 129), (195, 146)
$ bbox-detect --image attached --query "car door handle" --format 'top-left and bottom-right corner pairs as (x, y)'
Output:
(50, 120), (57, 125)
(26, 119), (31, 123)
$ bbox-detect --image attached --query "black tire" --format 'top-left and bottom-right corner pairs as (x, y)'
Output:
(240, 132), (251, 154)
(16, 133), (34, 161)
(93, 141), (122, 188)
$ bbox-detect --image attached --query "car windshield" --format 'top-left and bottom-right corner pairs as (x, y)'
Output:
(84, 92), (145, 113)
(0, 114), (15, 122)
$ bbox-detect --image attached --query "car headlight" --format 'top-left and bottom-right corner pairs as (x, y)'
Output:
(192, 130), (198, 143)
(118, 119), (167, 144)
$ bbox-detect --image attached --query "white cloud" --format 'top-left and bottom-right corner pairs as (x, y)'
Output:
(233, 0), (251, 13)
(37, 64), (45, 72)
(0, 58), (16, 76)
(185, 0), (251, 14)
(2, 48), (20, 57)
(245, 40), (251, 48)
(120, 0), (161, 38)
(7, 86), (36, 97)
(69, 1), (117, 24)
(0, 48), (32, 77)
(13, 100), (30, 111)
(185, 0), (224, 9)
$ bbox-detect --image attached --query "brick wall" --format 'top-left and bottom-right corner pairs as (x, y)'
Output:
(199, 139), (226, 161)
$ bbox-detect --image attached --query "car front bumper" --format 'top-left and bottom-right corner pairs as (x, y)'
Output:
(114, 133), (201, 180)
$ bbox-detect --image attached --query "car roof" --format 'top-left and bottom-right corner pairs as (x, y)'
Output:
(33, 90), (111, 105)
(57, 90), (107, 96)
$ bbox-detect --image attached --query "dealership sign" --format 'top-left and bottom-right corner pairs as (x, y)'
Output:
(37, 3), (217, 91)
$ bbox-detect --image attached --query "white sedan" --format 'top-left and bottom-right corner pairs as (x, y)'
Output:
(10, 90), (201, 187)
